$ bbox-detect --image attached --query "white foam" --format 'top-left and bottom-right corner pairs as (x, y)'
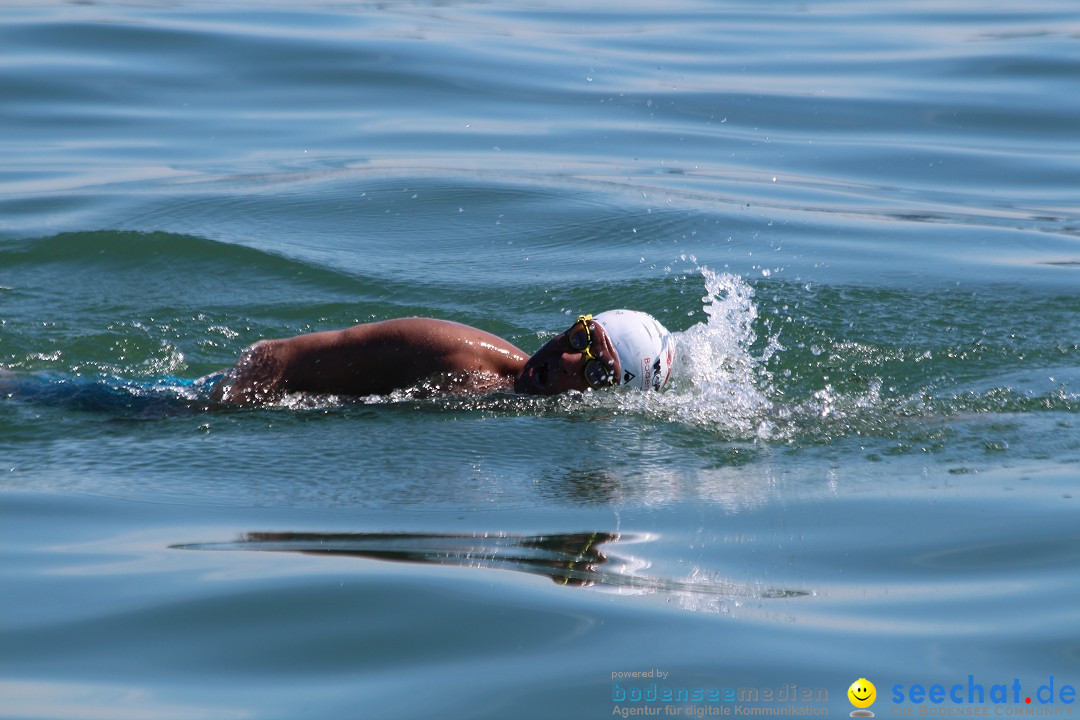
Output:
(649, 267), (779, 439)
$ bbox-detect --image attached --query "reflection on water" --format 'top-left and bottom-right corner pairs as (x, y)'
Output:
(174, 530), (808, 600)
(182, 530), (618, 587)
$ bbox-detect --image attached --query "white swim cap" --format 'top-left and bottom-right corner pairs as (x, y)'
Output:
(592, 310), (676, 390)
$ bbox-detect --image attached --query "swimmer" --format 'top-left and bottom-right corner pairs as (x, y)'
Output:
(212, 310), (676, 403)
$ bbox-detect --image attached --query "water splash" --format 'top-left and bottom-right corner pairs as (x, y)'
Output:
(576, 267), (780, 440)
(662, 268), (779, 438)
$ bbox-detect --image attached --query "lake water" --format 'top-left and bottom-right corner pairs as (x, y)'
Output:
(2, 1), (1078, 718)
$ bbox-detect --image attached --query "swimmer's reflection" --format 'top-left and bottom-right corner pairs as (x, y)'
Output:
(175, 531), (810, 599)
(181, 531), (620, 587)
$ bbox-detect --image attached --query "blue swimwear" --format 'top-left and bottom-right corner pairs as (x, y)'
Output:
(2, 370), (230, 415)
(139, 371), (228, 399)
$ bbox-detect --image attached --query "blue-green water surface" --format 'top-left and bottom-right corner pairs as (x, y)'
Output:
(2, 1), (1078, 718)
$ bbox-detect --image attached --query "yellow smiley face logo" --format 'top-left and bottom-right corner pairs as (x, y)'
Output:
(848, 678), (876, 708)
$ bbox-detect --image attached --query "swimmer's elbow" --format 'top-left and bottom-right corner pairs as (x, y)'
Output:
(220, 340), (286, 404)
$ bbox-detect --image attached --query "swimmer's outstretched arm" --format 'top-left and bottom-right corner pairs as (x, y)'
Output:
(216, 318), (529, 403)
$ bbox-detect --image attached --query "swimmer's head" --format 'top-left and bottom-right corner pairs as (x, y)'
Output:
(514, 309), (675, 395)
(592, 309), (676, 391)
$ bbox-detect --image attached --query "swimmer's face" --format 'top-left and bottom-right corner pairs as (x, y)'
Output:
(514, 318), (620, 395)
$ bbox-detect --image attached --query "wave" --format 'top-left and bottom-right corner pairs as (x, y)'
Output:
(1, 229), (364, 289)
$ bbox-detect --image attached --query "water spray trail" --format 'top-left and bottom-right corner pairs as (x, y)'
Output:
(660, 268), (778, 439)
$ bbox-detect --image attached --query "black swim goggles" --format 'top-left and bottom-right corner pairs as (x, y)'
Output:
(568, 315), (617, 389)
